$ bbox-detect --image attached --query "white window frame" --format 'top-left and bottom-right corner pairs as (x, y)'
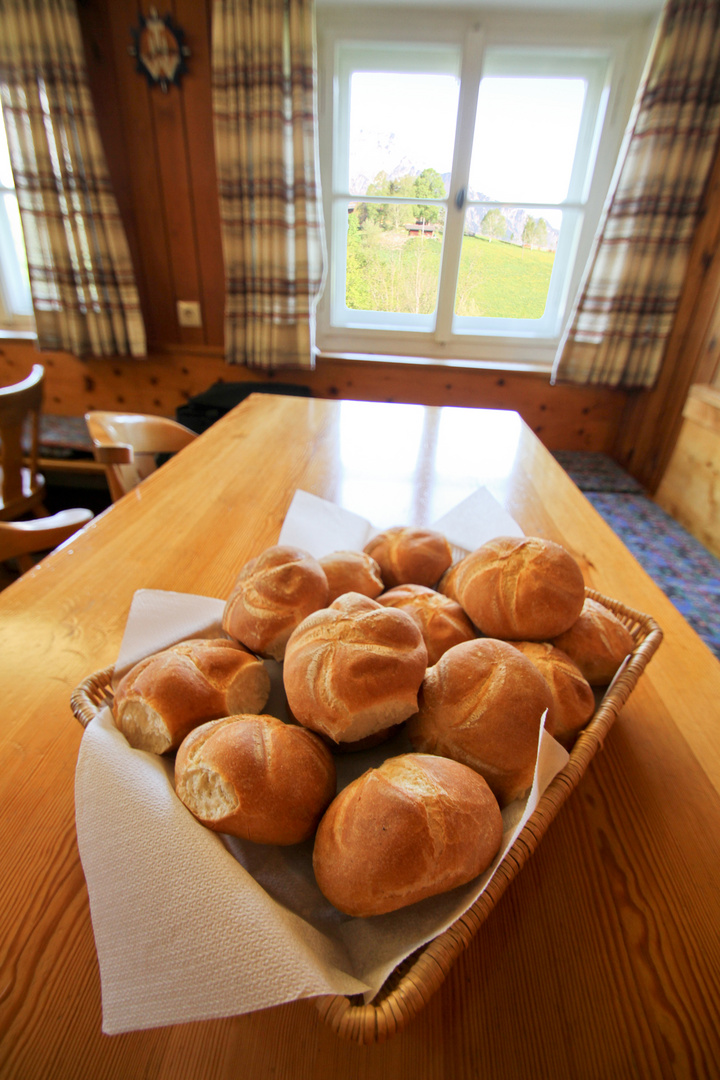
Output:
(315, 5), (658, 370)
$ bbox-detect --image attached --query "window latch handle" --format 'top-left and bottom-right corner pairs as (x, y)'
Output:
(455, 187), (466, 210)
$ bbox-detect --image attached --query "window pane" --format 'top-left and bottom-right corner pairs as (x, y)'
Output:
(346, 202), (444, 315)
(468, 77), (587, 203)
(0, 109), (13, 190)
(348, 71), (458, 197)
(1, 193), (33, 315)
(455, 207), (561, 319)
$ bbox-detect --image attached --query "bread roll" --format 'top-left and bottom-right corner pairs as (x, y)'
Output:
(377, 583), (476, 665)
(222, 545), (329, 661)
(510, 640), (595, 746)
(364, 526), (453, 588)
(407, 638), (553, 806)
(283, 592), (428, 744)
(440, 535), (585, 640)
(551, 597), (635, 685)
(319, 549), (384, 603)
(313, 752), (502, 916)
(175, 714), (336, 845)
(113, 638), (271, 754)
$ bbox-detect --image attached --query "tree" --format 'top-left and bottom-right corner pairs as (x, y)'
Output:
(522, 216), (549, 250)
(412, 168), (445, 227)
(480, 209), (507, 241)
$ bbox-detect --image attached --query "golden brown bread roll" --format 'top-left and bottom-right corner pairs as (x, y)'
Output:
(407, 637), (553, 806)
(440, 535), (585, 640)
(510, 640), (595, 746)
(377, 583), (476, 665)
(113, 637), (271, 754)
(364, 526), (453, 588)
(551, 597), (636, 685)
(283, 592), (428, 745)
(319, 549), (384, 603)
(175, 714), (336, 845)
(222, 544), (329, 661)
(312, 752), (503, 916)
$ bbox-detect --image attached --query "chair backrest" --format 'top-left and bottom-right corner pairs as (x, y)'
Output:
(0, 507), (93, 564)
(0, 364), (46, 519)
(84, 411), (197, 501)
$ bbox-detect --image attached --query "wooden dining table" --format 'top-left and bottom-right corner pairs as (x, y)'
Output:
(1, 393), (719, 1080)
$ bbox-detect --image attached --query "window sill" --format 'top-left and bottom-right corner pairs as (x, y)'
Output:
(0, 328), (37, 342)
(315, 349), (555, 376)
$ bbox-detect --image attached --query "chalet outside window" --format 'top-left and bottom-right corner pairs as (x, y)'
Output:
(315, 7), (655, 370)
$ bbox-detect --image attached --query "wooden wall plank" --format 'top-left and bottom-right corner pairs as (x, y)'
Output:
(175, 0), (225, 345)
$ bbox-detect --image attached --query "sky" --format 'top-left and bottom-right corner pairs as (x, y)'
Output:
(349, 70), (587, 206)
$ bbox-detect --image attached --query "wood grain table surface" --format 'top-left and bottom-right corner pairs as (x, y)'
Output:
(1, 394), (719, 1080)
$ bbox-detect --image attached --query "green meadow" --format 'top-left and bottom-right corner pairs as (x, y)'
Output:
(346, 229), (555, 320)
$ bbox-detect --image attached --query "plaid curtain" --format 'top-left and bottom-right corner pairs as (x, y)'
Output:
(212, 0), (325, 370)
(553, 0), (720, 389)
(0, 0), (146, 358)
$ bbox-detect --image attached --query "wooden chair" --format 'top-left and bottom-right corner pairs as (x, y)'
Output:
(84, 411), (197, 502)
(0, 364), (46, 520)
(0, 507), (94, 575)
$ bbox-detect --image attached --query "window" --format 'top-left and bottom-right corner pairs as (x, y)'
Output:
(315, 6), (656, 369)
(0, 107), (33, 333)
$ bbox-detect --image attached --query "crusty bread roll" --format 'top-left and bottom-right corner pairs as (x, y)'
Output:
(222, 545), (329, 661)
(377, 583), (476, 665)
(510, 640), (595, 746)
(440, 535), (585, 640)
(283, 592), (428, 744)
(407, 638), (553, 806)
(551, 597), (635, 685)
(313, 752), (503, 916)
(113, 638), (271, 755)
(364, 526), (453, 588)
(319, 549), (384, 603)
(175, 714), (336, 845)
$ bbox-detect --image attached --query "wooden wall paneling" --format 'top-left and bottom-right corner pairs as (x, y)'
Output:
(175, 0), (225, 345)
(100, 0), (179, 346)
(0, 341), (629, 453)
(613, 134), (720, 491)
(655, 384), (720, 558)
(148, 73), (204, 348)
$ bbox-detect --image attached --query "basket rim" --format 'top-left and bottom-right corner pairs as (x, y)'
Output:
(70, 587), (663, 1045)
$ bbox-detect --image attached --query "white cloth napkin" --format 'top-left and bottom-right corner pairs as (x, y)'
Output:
(75, 487), (569, 1034)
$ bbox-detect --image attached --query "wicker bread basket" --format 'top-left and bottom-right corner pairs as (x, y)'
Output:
(71, 587), (663, 1045)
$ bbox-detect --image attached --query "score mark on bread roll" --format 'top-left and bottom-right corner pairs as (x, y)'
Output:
(441, 535), (585, 640)
(222, 544), (329, 661)
(312, 752), (503, 916)
(319, 549), (384, 603)
(113, 638), (271, 754)
(551, 597), (636, 685)
(377, 583), (476, 665)
(175, 714), (337, 845)
(364, 526), (453, 589)
(510, 640), (595, 747)
(407, 637), (553, 806)
(283, 592), (428, 745)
